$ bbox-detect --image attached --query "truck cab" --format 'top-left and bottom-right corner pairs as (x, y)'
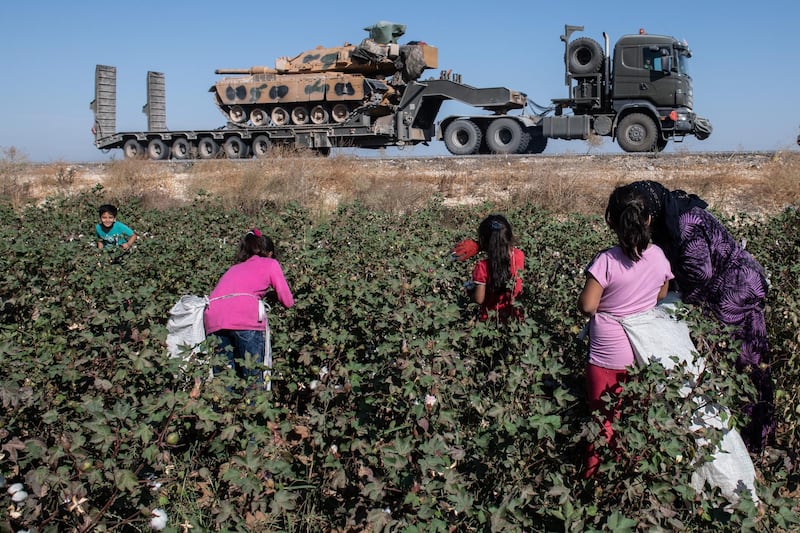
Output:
(544, 25), (712, 152)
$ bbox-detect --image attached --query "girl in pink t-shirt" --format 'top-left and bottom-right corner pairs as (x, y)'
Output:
(578, 186), (673, 477)
(205, 229), (294, 387)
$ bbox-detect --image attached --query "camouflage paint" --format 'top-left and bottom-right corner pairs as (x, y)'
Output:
(333, 83), (356, 97)
(304, 80), (327, 96)
(269, 86), (289, 99)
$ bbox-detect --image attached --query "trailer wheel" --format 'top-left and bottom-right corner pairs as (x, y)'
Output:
(147, 139), (169, 160)
(223, 137), (250, 159)
(485, 118), (530, 154)
(443, 119), (482, 155)
(616, 113), (657, 152)
(525, 130), (548, 154)
(123, 139), (144, 159)
(252, 135), (272, 158)
(197, 138), (220, 159)
(568, 37), (604, 75)
(171, 138), (192, 160)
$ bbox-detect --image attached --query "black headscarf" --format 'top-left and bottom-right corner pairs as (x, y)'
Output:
(625, 180), (708, 254)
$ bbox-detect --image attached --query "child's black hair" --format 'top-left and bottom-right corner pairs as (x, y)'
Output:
(234, 229), (275, 263)
(605, 186), (651, 261)
(477, 214), (514, 292)
(98, 204), (117, 217)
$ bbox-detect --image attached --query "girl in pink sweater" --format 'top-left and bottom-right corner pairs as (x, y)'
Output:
(205, 229), (294, 386)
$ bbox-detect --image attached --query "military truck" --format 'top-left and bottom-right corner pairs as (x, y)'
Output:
(91, 23), (710, 159)
(92, 21), (530, 159)
(542, 24), (712, 152)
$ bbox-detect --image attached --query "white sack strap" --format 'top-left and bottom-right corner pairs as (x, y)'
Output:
(209, 292), (270, 323)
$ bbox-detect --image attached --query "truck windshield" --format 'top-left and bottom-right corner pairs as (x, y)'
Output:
(675, 51), (690, 76)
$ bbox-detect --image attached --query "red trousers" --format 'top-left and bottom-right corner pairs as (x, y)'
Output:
(584, 363), (628, 478)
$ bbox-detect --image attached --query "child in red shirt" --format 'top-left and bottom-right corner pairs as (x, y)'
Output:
(454, 214), (524, 321)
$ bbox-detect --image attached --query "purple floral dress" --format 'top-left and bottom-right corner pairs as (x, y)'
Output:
(674, 207), (773, 451)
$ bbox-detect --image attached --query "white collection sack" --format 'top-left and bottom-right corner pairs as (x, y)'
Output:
(166, 295), (210, 360)
(166, 294), (272, 388)
(619, 297), (758, 504)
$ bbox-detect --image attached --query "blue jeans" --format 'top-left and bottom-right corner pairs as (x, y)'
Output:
(213, 329), (265, 382)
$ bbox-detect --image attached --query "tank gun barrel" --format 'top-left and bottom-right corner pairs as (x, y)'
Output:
(214, 67), (277, 75)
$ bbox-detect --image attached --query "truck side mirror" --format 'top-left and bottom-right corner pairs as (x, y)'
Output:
(661, 56), (672, 73)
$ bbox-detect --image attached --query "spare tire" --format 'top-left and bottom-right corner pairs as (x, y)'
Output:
(568, 37), (604, 75)
(694, 117), (713, 141)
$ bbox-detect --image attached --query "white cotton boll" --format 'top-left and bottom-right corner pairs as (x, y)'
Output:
(11, 490), (28, 503)
(7, 483), (24, 495)
(150, 508), (168, 530)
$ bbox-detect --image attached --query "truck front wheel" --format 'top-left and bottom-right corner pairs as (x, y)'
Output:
(443, 120), (482, 155)
(616, 113), (657, 152)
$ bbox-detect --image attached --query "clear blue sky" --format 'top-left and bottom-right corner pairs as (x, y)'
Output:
(2, 0), (798, 162)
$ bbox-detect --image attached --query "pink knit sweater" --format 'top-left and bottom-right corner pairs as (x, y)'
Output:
(204, 256), (294, 333)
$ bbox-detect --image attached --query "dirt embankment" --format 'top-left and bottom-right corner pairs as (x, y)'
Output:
(7, 151), (800, 216)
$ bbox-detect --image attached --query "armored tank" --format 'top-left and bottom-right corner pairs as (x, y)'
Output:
(211, 21), (438, 127)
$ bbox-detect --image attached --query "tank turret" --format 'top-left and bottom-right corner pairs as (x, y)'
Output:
(211, 21), (438, 126)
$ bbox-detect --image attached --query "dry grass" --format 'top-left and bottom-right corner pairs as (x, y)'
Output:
(3, 148), (800, 217)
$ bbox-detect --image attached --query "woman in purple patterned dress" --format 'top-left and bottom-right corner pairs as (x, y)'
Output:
(623, 180), (774, 453)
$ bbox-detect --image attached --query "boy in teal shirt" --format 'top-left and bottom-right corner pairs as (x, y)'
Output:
(96, 204), (137, 250)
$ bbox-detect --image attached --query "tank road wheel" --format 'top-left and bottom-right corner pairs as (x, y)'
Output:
(271, 106), (289, 126)
(197, 137), (220, 159)
(228, 105), (247, 123)
(291, 106), (309, 125)
(252, 135), (273, 158)
(485, 118), (530, 154)
(250, 108), (269, 127)
(568, 37), (604, 75)
(171, 138), (193, 160)
(616, 113), (658, 152)
(147, 139), (169, 160)
(331, 103), (350, 123)
(123, 139), (145, 159)
(310, 105), (330, 124)
(223, 137), (250, 159)
(443, 119), (482, 155)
